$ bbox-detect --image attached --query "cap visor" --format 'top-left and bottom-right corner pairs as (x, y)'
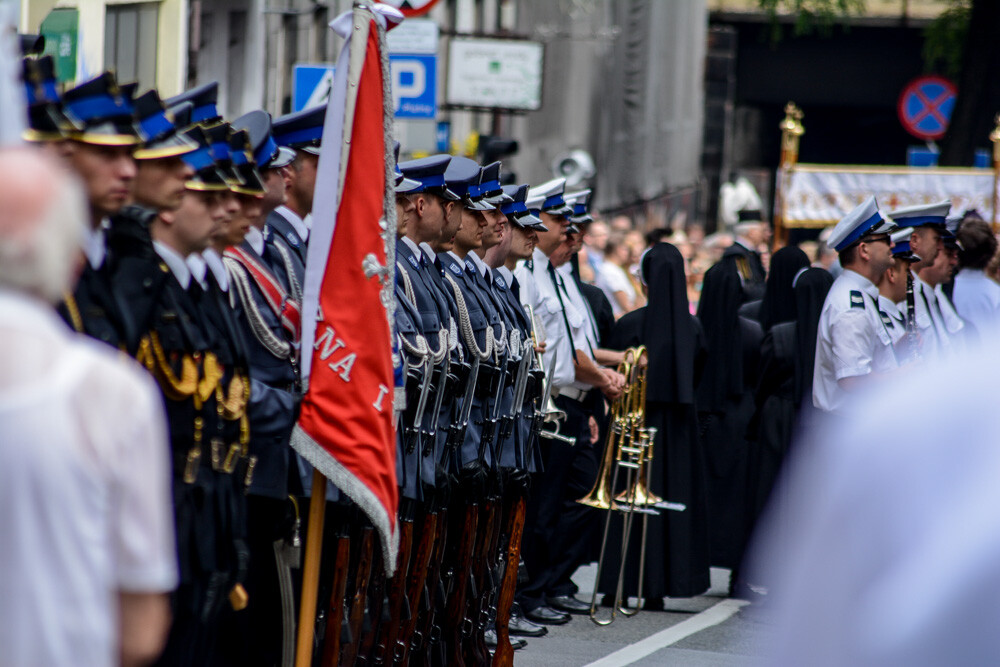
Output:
(267, 146), (297, 169)
(395, 176), (421, 193)
(133, 134), (200, 160)
(466, 199), (494, 212)
(301, 145), (322, 156)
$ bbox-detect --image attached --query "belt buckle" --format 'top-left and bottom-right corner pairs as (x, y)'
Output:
(183, 446), (201, 484)
(222, 443), (241, 474)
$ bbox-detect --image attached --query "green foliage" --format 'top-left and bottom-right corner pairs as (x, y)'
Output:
(758, 0), (866, 43)
(923, 0), (970, 79)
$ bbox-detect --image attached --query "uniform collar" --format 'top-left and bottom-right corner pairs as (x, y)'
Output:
(841, 268), (879, 298)
(203, 248), (230, 291)
(245, 225), (265, 256)
(275, 205), (309, 242)
(418, 241), (437, 264)
(497, 266), (514, 284)
(468, 251), (490, 279)
(400, 235), (422, 259)
(186, 252), (209, 289)
(532, 246), (550, 272)
(153, 241), (191, 289)
(83, 217), (110, 270)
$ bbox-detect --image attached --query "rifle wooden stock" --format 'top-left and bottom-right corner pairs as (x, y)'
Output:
(492, 494), (526, 667)
(319, 535), (351, 667)
(443, 502), (479, 667)
(466, 498), (500, 665)
(340, 527), (374, 666)
(372, 517), (414, 665)
(394, 512), (438, 666)
(356, 552), (385, 665)
(413, 509), (447, 667)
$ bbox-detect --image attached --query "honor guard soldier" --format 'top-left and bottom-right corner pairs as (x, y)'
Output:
(222, 109), (301, 666)
(270, 103), (326, 277)
(813, 196), (898, 414)
(888, 201), (952, 359)
(55, 72), (140, 349)
(111, 118), (234, 664)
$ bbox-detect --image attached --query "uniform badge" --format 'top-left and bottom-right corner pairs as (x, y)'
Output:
(495, 275), (507, 289)
(287, 235), (299, 247)
(880, 311), (893, 327)
(464, 259), (476, 273)
(850, 290), (865, 309)
(407, 254), (419, 269)
(449, 262), (463, 276)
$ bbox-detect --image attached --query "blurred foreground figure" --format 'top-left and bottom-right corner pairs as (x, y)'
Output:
(753, 340), (1000, 666)
(0, 148), (177, 667)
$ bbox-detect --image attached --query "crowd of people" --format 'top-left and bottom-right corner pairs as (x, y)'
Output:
(7, 26), (1000, 667)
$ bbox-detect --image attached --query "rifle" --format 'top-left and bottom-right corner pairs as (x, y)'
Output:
(478, 360), (507, 467)
(404, 355), (433, 455)
(393, 511), (437, 665)
(447, 356), (479, 452)
(466, 483), (503, 665)
(371, 516), (414, 665)
(339, 526), (374, 666)
(319, 533), (351, 667)
(443, 497), (479, 667)
(355, 551), (385, 665)
(905, 270), (921, 362)
(411, 509), (447, 667)
(492, 484), (528, 667)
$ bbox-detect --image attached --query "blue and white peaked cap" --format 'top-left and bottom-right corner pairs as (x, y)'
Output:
(500, 184), (547, 231)
(273, 104), (326, 155)
(827, 196), (897, 252)
(398, 154), (459, 200)
(444, 156), (493, 211)
(525, 177), (574, 217)
(887, 200), (951, 229)
(231, 109), (296, 170)
(564, 189), (593, 225)
(392, 142), (420, 194)
(470, 161), (513, 206)
(890, 228), (920, 262)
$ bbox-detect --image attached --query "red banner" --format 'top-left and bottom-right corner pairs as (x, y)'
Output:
(292, 7), (398, 572)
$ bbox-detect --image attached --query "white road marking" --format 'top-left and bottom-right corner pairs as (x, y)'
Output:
(582, 599), (749, 667)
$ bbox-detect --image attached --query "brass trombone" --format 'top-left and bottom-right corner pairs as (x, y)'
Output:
(527, 304), (575, 445)
(580, 347), (661, 625)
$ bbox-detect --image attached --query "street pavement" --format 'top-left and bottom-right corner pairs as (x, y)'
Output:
(514, 567), (769, 666)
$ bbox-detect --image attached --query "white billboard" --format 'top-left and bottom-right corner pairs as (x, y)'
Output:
(446, 37), (543, 111)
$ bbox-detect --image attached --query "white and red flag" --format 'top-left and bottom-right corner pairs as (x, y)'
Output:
(292, 1), (403, 574)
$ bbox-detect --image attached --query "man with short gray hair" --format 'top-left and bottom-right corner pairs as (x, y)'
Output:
(0, 147), (177, 667)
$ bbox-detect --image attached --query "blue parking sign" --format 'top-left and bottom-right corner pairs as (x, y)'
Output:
(293, 64), (335, 112)
(390, 54), (436, 119)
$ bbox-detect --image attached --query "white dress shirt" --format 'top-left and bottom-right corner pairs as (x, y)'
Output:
(814, 269), (898, 414)
(0, 289), (177, 667)
(153, 241), (191, 289)
(274, 205), (310, 243)
(514, 248), (577, 390)
(83, 218), (110, 270)
(245, 225), (266, 256)
(186, 252), (209, 290)
(952, 268), (1000, 337)
(203, 248), (230, 292)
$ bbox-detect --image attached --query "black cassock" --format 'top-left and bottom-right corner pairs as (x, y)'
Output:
(598, 244), (711, 602)
(696, 261), (762, 571)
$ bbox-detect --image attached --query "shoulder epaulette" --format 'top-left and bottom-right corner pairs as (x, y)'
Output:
(850, 290), (865, 309)
(879, 310), (893, 327)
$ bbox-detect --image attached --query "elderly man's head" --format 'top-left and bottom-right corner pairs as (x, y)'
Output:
(0, 147), (88, 303)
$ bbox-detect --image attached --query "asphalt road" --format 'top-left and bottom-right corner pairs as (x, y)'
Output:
(513, 567), (768, 666)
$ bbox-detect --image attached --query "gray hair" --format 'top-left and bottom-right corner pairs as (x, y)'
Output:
(0, 147), (88, 303)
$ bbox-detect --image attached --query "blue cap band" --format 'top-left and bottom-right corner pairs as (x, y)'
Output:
(470, 179), (502, 199)
(837, 211), (885, 251)
(573, 204), (587, 215)
(275, 125), (323, 148)
(24, 83), (38, 105)
(500, 201), (528, 216)
(191, 103), (218, 123)
(414, 173), (446, 190)
(254, 135), (279, 167)
(231, 148), (249, 166)
(42, 80), (58, 102)
(65, 93), (131, 121)
(211, 141), (231, 162)
(182, 144), (216, 171)
(895, 214), (945, 228)
(892, 240), (912, 255)
(542, 194), (565, 210)
(139, 111), (174, 142)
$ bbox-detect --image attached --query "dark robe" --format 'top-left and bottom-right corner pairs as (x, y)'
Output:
(598, 243), (712, 601)
(696, 261), (763, 570)
(758, 246), (810, 333)
(722, 241), (766, 301)
(745, 267), (833, 540)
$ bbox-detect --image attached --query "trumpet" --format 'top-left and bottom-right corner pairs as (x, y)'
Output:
(579, 347), (661, 625)
(527, 304), (575, 445)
